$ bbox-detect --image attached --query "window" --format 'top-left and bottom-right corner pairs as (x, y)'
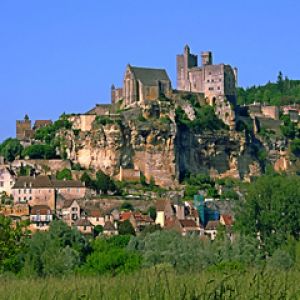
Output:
(217, 87), (221, 90)
(207, 80), (210, 83)
(19, 189), (21, 194)
(29, 196), (32, 200)
(208, 87), (214, 91)
(24, 189), (26, 194)
(0, 181), (3, 187)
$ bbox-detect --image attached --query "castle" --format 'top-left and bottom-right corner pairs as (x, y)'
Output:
(110, 45), (237, 128)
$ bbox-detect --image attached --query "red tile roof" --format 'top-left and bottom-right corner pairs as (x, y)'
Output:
(221, 214), (233, 226)
(30, 205), (51, 215)
(179, 219), (198, 228)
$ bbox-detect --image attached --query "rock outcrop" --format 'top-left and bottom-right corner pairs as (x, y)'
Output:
(58, 97), (262, 188)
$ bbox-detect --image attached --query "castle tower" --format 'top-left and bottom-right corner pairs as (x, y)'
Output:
(16, 115), (32, 140)
(176, 45), (198, 91)
(201, 51), (213, 66)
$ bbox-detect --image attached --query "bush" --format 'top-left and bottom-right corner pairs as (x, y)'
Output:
(22, 144), (57, 159)
(0, 138), (23, 162)
(80, 237), (141, 275)
(56, 168), (72, 180)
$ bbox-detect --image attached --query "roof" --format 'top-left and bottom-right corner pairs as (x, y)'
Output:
(120, 211), (132, 221)
(103, 221), (116, 231)
(156, 200), (170, 211)
(30, 205), (51, 215)
(33, 120), (53, 129)
(75, 218), (93, 227)
(179, 219), (198, 228)
(88, 210), (103, 218)
(62, 199), (79, 208)
(13, 175), (53, 189)
(129, 65), (170, 86)
(52, 179), (85, 188)
(205, 220), (220, 230)
(221, 214), (233, 226)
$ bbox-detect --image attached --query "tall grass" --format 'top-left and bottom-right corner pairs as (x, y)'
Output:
(0, 267), (299, 299)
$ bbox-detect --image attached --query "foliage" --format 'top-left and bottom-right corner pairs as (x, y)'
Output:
(128, 230), (263, 273)
(56, 168), (72, 180)
(22, 221), (88, 277)
(80, 172), (94, 189)
(80, 236), (141, 275)
(237, 72), (300, 106)
(120, 202), (134, 211)
(0, 138), (23, 162)
(0, 216), (26, 273)
(94, 170), (116, 194)
(94, 116), (114, 126)
(147, 206), (157, 221)
(93, 225), (103, 237)
(22, 144), (57, 159)
(175, 105), (226, 132)
(235, 174), (300, 255)
(34, 115), (72, 144)
(118, 220), (136, 236)
(280, 115), (298, 139)
(290, 138), (300, 157)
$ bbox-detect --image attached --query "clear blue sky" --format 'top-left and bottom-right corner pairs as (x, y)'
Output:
(1, 0), (300, 141)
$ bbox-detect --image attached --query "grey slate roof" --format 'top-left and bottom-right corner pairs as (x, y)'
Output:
(129, 65), (170, 86)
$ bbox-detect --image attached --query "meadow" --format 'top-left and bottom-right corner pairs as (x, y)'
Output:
(0, 268), (299, 300)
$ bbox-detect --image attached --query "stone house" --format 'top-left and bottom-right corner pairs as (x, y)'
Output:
(33, 120), (53, 130)
(12, 176), (56, 210)
(119, 211), (154, 232)
(30, 205), (53, 231)
(103, 221), (118, 237)
(74, 218), (93, 235)
(205, 220), (220, 240)
(0, 167), (16, 196)
(52, 179), (86, 200)
(122, 64), (171, 108)
(86, 209), (106, 227)
(155, 199), (174, 228)
(60, 199), (81, 226)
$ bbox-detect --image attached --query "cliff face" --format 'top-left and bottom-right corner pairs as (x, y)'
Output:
(59, 98), (262, 188)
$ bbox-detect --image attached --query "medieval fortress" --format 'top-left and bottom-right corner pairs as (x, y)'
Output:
(17, 45), (238, 138)
(111, 45), (238, 127)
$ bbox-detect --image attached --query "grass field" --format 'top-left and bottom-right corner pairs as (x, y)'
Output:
(0, 267), (299, 299)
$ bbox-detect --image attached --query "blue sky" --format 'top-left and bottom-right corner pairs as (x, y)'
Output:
(1, 0), (300, 141)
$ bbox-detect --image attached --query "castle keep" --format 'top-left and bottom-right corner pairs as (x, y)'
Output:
(177, 45), (237, 128)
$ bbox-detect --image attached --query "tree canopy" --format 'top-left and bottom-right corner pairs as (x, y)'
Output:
(235, 174), (300, 254)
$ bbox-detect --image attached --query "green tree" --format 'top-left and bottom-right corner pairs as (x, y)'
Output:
(147, 206), (157, 221)
(120, 202), (134, 211)
(0, 216), (26, 273)
(22, 221), (88, 277)
(290, 138), (300, 157)
(22, 144), (57, 159)
(56, 168), (72, 180)
(80, 236), (141, 275)
(0, 138), (23, 162)
(94, 170), (116, 194)
(235, 174), (300, 255)
(80, 172), (94, 189)
(118, 220), (136, 236)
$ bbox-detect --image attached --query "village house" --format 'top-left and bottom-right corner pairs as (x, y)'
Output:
(205, 220), (220, 240)
(103, 221), (118, 237)
(52, 179), (86, 200)
(29, 205), (53, 231)
(74, 218), (94, 235)
(12, 175), (56, 210)
(155, 199), (174, 228)
(0, 167), (16, 196)
(164, 218), (201, 236)
(120, 211), (154, 232)
(59, 199), (81, 226)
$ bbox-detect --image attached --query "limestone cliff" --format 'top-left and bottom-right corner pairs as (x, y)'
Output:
(58, 97), (263, 188)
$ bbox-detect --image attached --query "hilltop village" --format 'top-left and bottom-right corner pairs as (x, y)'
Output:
(1, 45), (300, 239)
